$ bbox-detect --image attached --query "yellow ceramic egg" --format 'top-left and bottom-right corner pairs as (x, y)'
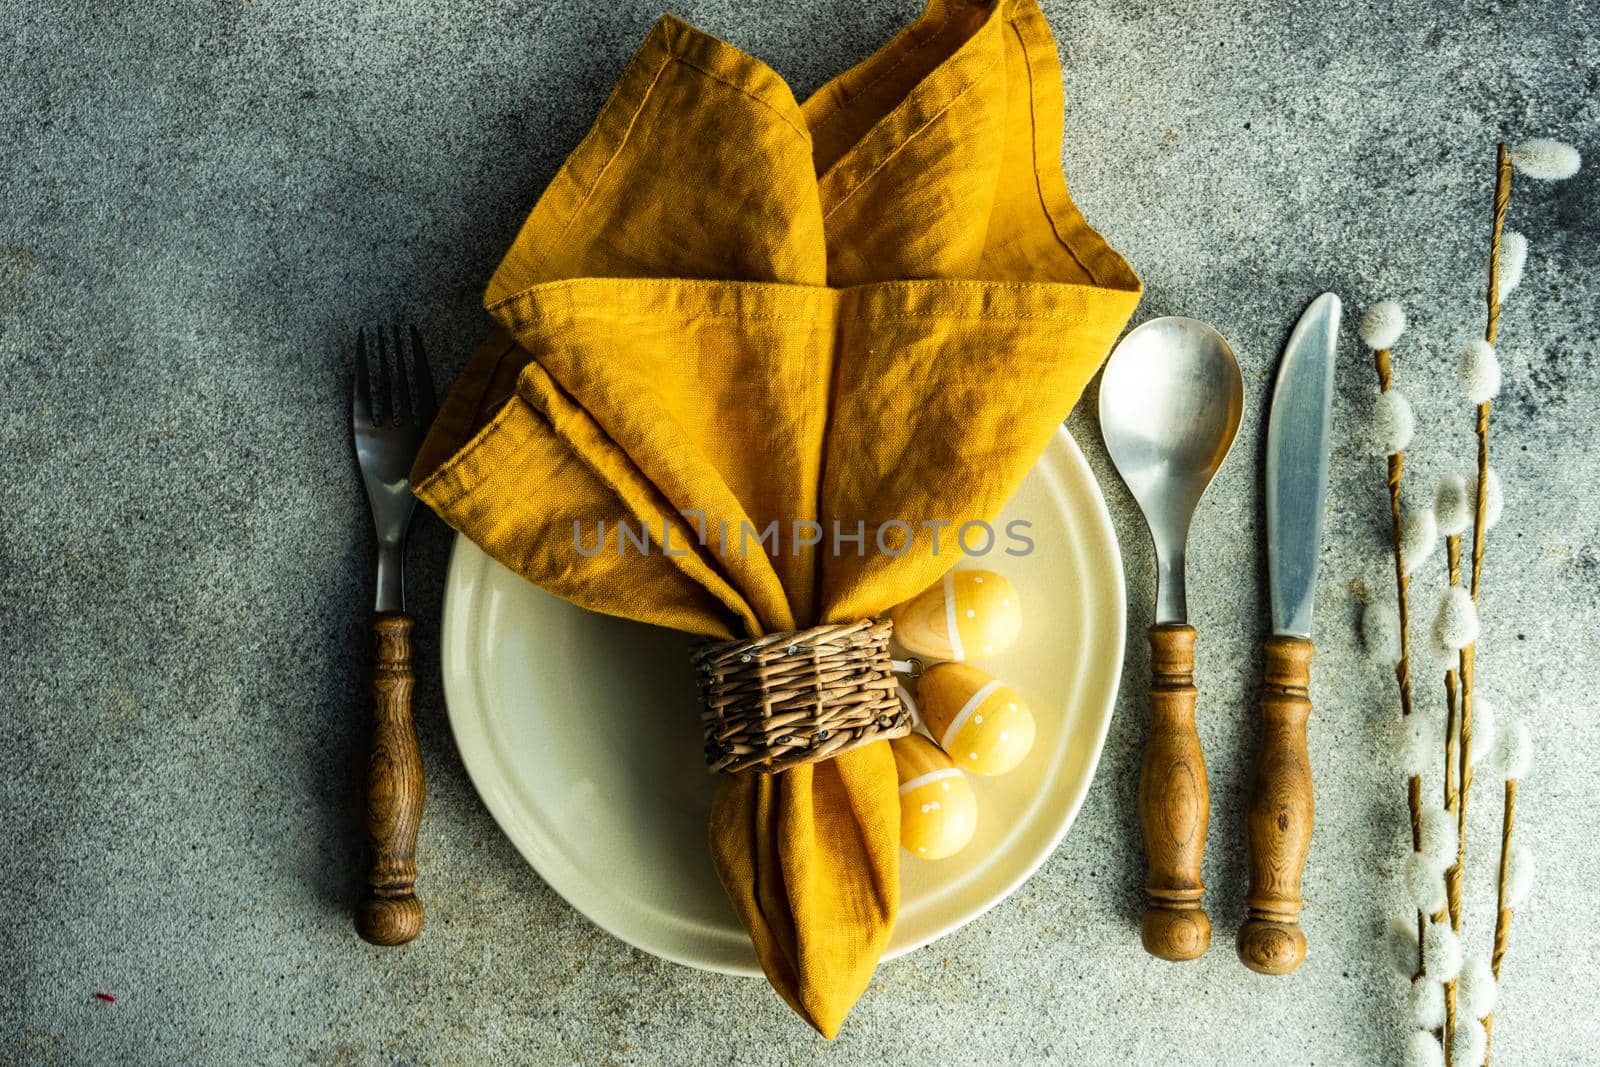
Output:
(889, 569), (1021, 661)
(918, 662), (1036, 776)
(890, 733), (978, 860)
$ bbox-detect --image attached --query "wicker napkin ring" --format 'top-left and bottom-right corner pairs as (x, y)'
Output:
(692, 619), (910, 774)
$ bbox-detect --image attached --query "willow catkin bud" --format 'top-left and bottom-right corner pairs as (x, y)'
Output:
(1360, 300), (1407, 349)
(1425, 630), (1458, 670)
(1458, 955), (1498, 1019)
(1400, 508), (1438, 576)
(1452, 1017), (1488, 1067)
(1405, 852), (1448, 913)
(1406, 1032), (1445, 1067)
(1504, 844), (1535, 908)
(1495, 230), (1528, 297)
(1491, 716), (1533, 780)
(1398, 713), (1442, 776)
(1432, 586), (1480, 651)
(1458, 340), (1501, 404)
(1465, 467), (1505, 530)
(1418, 804), (1457, 869)
(1372, 389), (1416, 455)
(1434, 474), (1472, 536)
(1410, 976), (1446, 1030)
(1423, 919), (1463, 981)
(1510, 138), (1581, 180)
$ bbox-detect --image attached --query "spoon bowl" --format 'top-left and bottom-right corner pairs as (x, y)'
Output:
(1099, 317), (1244, 623)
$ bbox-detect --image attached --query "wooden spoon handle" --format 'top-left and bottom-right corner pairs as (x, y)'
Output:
(1238, 634), (1314, 974)
(356, 612), (425, 946)
(1138, 624), (1211, 961)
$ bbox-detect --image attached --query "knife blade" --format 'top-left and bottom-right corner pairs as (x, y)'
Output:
(1237, 292), (1339, 976)
(1266, 291), (1340, 638)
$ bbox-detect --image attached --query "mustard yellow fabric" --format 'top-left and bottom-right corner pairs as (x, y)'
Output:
(412, 0), (1139, 1037)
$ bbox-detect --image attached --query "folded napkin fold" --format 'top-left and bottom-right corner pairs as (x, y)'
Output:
(413, 0), (1138, 1036)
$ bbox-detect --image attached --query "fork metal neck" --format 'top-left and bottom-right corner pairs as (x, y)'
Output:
(375, 542), (406, 613)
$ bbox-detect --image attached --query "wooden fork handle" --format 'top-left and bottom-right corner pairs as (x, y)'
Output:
(1139, 624), (1211, 961)
(356, 612), (424, 946)
(1238, 635), (1314, 975)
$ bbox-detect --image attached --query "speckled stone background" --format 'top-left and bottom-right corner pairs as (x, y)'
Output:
(3, 0), (1597, 1063)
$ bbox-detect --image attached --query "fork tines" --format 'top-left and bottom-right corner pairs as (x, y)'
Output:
(352, 325), (437, 431)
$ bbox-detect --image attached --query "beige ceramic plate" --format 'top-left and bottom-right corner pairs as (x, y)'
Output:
(440, 425), (1125, 975)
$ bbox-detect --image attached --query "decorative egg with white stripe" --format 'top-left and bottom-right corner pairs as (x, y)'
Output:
(889, 569), (1022, 661)
(890, 733), (978, 860)
(918, 662), (1036, 776)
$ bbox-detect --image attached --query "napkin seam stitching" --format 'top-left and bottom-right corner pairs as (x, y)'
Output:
(1011, 14), (1103, 289)
(412, 402), (517, 500)
(820, 75), (983, 221)
(807, 2), (952, 136)
(671, 55), (811, 143)
(499, 308), (1098, 325)
(550, 53), (676, 256)
(494, 277), (1090, 299)
(488, 278), (1106, 323)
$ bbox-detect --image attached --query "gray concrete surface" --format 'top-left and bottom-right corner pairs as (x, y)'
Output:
(3, 0), (1597, 1063)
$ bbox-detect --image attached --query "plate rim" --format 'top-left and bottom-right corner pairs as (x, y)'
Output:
(439, 424), (1125, 975)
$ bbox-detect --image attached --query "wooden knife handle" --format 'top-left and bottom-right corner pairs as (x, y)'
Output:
(1238, 635), (1314, 974)
(356, 612), (425, 946)
(1138, 624), (1211, 961)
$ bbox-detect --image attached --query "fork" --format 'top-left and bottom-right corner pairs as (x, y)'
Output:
(350, 324), (436, 946)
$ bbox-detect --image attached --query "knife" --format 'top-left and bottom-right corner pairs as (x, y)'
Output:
(1238, 292), (1339, 975)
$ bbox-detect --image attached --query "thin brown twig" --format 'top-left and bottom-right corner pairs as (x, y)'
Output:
(1476, 140), (1516, 1067)
(1441, 538), (1463, 850)
(1450, 636), (1478, 1060)
(1375, 346), (1426, 976)
(1440, 536), (1462, 1062)
(1484, 779), (1517, 1061)
(1408, 774), (1426, 976)
(1375, 350), (1416, 720)
(1492, 781), (1518, 977)
(1484, 144), (1513, 342)
(1469, 403), (1492, 601)
(1455, 142), (1508, 934)
(1452, 634), (1475, 945)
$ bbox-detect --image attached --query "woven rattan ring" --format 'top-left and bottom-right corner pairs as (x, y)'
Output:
(692, 618), (911, 774)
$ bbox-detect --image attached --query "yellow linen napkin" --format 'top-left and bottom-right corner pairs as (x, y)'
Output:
(413, 0), (1139, 1037)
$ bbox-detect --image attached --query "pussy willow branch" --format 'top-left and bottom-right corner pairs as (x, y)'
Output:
(1456, 146), (1510, 908)
(1377, 348), (1415, 721)
(1441, 536), (1463, 1059)
(1483, 779), (1517, 1058)
(1441, 535), (1463, 917)
(1375, 347), (1426, 976)
(1477, 141), (1515, 1067)
(1444, 141), (1514, 1067)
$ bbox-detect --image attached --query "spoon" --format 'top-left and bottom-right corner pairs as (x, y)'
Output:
(1099, 317), (1244, 962)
